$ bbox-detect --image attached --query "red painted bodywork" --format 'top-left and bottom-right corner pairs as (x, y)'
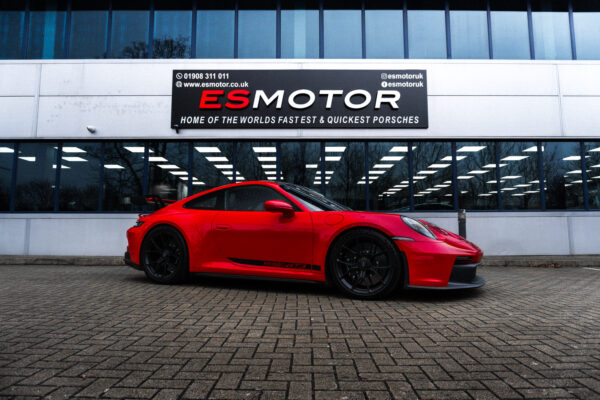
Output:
(126, 181), (483, 287)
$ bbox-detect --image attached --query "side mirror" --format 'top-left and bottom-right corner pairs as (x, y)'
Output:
(264, 200), (295, 218)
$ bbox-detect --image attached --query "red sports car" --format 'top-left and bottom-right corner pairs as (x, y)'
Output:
(124, 181), (484, 299)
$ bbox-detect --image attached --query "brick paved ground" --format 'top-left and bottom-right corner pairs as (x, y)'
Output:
(0, 265), (599, 400)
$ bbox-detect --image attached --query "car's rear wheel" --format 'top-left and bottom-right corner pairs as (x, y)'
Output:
(327, 229), (402, 299)
(141, 225), (189, 284)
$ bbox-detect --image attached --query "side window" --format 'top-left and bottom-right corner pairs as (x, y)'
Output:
(184, 190), (223, 210)
(224, 185), (293, 211)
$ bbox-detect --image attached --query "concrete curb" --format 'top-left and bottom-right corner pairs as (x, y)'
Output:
(0, 255), (599, 268)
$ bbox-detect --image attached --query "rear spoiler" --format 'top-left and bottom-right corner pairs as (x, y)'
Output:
(144, 194), (176, 209)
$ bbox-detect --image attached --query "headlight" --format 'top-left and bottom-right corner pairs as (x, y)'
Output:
(401, 216), (437, 240)
(134, 220), (144, 228)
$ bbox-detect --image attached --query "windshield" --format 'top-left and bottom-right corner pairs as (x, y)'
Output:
(279, 183), (352, 212)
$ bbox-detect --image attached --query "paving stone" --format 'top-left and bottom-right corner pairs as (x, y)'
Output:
(0, 265), (598, 399)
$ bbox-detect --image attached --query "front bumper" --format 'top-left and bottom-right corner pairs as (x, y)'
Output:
(408, 262), (485, 290)
(124, 251), (143, 271)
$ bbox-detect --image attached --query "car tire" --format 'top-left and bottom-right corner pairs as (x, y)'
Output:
(327, 229), (402, 299)
(140, 225), (189, 284)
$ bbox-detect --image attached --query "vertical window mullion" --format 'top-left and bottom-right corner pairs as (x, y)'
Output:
(142, 143), (149, 213)
(495, 142), (502, 210)
(9, 142), (19, 212)
(54, 143), (63, 212)
(276, 142), (281, 181)
(526, 0), (535, 59)
(106, 0), (113, 58)
(148, 0), (155, 59)
(318, 0), (324, 59)
(232, 141), (237, 183)
(191, 0), (197, 58)
(451, 142), (458, 211)
(22, 0), (30, 59)
(187, 142), (193, 196)
(320, 142), (325, 195)
(445, 0), (451, 59)
(580, 141), (590, 211)
(486, 0), (493, 59)
(364, 142), (369, 210)
(537, 141), (546, 211)
(276, 0), (281, 59)
(403, 0), (408, 59)
(408, 141), (414, 211)
(234, 0), (239, 58)
(98, 142), (105, 212)
(64, 0), (72, 58)
(568, 0), (577, 60)
(361, 0), (366, 59)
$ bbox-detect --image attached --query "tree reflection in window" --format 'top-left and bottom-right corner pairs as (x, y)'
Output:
(456, 142), (498, 210)
(498, 142), (541, 210)
(543, 142), (586, 209)
(586, 142), (600, 209)
(412, 142), (454, 210)
(324, 142), (366, 210)
(368, 143), (410, 211)
(102, 142), (146, 211)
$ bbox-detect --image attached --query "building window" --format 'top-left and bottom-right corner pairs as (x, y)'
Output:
(323, 0), (362, 59)
(365, 3), (404, 59)
(281, 0), (319, 59)
(490, 0), (531, 59)
(235, 142), (278, 182)
(531, 0), (572, 60)
(27, 0), (67, 59)
(573, 0), (600, 60)
(455, 142), (498, 210)
(68, 0), (108, 59)
(102, 142), (146, 212)
(14, 142), (58, 211)
(412, 142), (455, 210)
(192, 142), (235, 194)
(109, 0), (150, 59)
(586, 142), (600, 209)
(238, 0), (277, 58)
(196, 2), (235, 58)
(368, 143), (411, 211)
(280, 142), (321, 189)
(153, 0), (192, 58)
(148, 142), (190, 201)
(0, 143), (14, 211)
(324, 142), (366, 210)
(58, 143), (101, 211)
(498, 142), (541, 210)
(542, 142), (586, 209)
(407, 0), (447, 59)
(450, 0), (489, 59)
(0, 2), (25, 59)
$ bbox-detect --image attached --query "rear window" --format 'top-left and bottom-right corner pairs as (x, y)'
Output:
(184, 190), (223, 210)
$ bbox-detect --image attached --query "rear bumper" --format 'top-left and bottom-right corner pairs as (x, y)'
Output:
(124, 252), (143, 271)
(407, 262), (485, 290)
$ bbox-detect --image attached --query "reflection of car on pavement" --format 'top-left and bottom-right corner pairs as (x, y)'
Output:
(124, 181), (484, 299)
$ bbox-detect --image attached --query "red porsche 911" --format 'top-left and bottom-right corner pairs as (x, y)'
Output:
(124, 181), (484, 299)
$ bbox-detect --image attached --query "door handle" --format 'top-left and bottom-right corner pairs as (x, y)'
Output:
(216, 224), (231, 230)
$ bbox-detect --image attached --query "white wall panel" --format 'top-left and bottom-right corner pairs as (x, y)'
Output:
(0, 64), (39, 96)
(558, 64), (600, 96)
(0, 97), (36, 138)
(0, 219), (27, 255)
(569, 216), (600, 254)
(562, 96), (600, 136)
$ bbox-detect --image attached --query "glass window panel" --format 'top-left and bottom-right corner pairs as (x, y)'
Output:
(0, 143), (14, 211)
(196, 8), (235, 58)
(27, 0), (66, 59)
(324, 142), (366, 210)
(532, 12), (572, 60)
(68, 0), (108, 59)
(153, 0), (192, 59)
(148, 142), (190, 202)
(281, 9), (319, 58)
(408, 10), (447, 59)
(102, 142), (146, 212)
(15, 142), (58, 211)
(365, 10), (404, 59)
(542, 142), (585, 209)
(585, 142), (600, 209)
(498, 142), (541, 210)
(224, 185), (290, 211)
(110, 1), (149, 59)
(0, 3), (25, 59)
(235, 142), (278, 182)
(238, 9), (277, 58)
(450, 11), (489, 59)
(192, 142), (235, 195)
(368, 143), (410, 212)
(323, 10), (362, 59)
(412, 142), (455, 210)
(58, 142), (101, 211)
(490, 12), (530, 59)
(573, 0), (600, 60)
(280, 142), (321, 189)
(455, 142), (498, 210)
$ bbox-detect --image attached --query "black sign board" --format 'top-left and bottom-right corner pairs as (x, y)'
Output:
(171, 69), (428, 129)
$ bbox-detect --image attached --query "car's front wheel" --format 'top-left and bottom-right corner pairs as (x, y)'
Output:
(327, 229), (402, 299)
(141, 225), (189, 284)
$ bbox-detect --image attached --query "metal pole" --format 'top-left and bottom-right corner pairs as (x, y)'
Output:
(458, 208), (467, 239)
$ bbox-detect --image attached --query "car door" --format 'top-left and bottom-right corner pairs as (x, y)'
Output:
(211, 185), (315, 276)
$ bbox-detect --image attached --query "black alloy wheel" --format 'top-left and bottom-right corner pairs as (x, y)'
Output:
(141, 226), (189, 284)
(328, 229), (402, 299)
